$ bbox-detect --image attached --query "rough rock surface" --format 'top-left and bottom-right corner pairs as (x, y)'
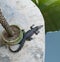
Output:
(0, 0), (45, 62)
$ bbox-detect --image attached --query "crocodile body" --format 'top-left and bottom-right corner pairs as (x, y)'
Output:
(9, 25), (43, 53)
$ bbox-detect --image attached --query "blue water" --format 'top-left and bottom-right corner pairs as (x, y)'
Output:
(46, 31), (60, 62)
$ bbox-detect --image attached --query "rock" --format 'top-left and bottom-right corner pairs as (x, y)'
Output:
(0, 0), (45, 62)
(0, 55), (10, 62)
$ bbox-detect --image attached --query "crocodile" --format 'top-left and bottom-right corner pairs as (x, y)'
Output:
(9, 25), (43, 53)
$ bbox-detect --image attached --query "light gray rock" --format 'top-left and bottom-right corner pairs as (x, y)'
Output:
(0, 55), (10, 62)
(0, 0), (45, 62)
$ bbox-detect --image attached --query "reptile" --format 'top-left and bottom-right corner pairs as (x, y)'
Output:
(9, 25), (43, 53)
